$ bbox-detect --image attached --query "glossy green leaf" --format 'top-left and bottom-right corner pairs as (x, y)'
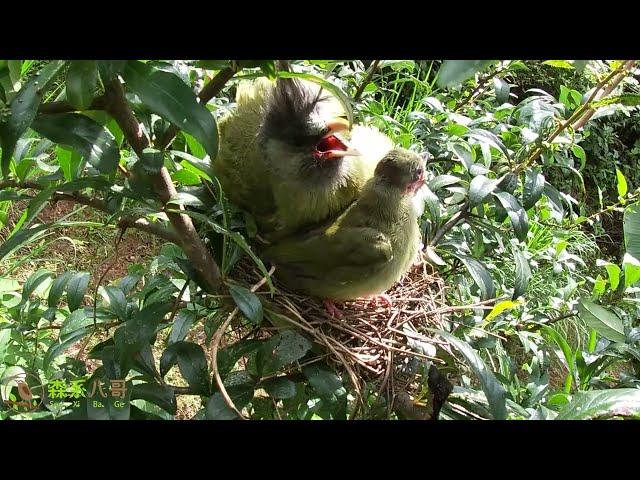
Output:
(436, 60), (497, 88)
(452, 254), (496, 300)
(22, 268), (54, 302)
(168, 309), (197, 345)
(624, 203), (640, 261)
(616, 168), (628, 198)
(160, 341), (210, 395)
(31, 113), (119, 174)
(523, 169), (545, 210)
(205, 384), (254, 420)
(60, 308), (92, 336)
(228, 283), (263, 325)
(65, 60), (98, 110)
(578, 299), (626, 343)
(513, 247), (531, 299)
(493, 77), (510, 104)
(469, 175), (499, 207)
(263, 377), (296, 399)
(0, 224), (50, 262)
(66, 272), (90, 312)
(557, 389), (640, 419)
(97, 60), (126, 82)
(43, 328), (90, 371)
(433, 329), (507, 419)
(122, 61), (218, 159)
(48, 271), (74, 306)
(493, 191), (529, 242)
(303, 364), (344, 399)
(0, 60), (66, 177)
(131, 383), (177, 415)
(101, 286), (127, 320)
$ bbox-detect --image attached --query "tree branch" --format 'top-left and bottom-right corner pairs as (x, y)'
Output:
(354, 60), (380, 102)
(102, 78), (221, 292)
(157, 64), (238, 151)
(1, 179), (180, 244)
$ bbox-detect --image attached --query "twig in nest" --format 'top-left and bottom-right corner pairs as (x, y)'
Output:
(210, 266), (276, 420)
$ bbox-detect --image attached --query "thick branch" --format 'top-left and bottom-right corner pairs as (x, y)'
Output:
(157, 64), (238, 151)
(102, 78), (221, 292)
(38, 95), (107, 114)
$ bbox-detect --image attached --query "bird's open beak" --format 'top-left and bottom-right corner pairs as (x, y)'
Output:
(318, 117), (360, 159)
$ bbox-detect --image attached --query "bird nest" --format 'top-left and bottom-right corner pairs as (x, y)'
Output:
(216, 253), (453, 413)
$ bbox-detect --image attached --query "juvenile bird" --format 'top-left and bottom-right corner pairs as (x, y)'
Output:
(214, 74), (393, 240)
(263, 148), (426, 318)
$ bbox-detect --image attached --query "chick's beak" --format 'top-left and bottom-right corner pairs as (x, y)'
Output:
(316, 117), (360, 159)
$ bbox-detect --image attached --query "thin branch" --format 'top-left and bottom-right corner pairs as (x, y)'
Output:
(429, 203), (469, 246)
(157, 64), (238, 151)
(38, 95), (107, 114)
(103, 78), (221, 293)
(354, 60), (380, 102)
(1, 179), (180, 244)
(454, 65), (506, 111)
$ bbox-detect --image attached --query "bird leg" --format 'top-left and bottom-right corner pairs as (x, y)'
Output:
(368, 294), (393, 308)
(323, 299), (344, 319)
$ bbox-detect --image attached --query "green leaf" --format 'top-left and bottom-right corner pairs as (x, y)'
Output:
(228, 283), (263, 325)
(453, 254), (496, 300)
(66, 272), (90, 311)
(303, 364), (344, 399)
(484, 299), (522, 322)
(122, 61), (218, 159)
(0, 60), (66, 177)
(31, 113), (119, 174)
(205, 384), (254, 420)
(578, 299), (626, 343)
(56, 146), (83, 181)
(557, 389), (640, 419)
(493, 77), (510, 104)
(572, 60), (589, 74)
(623, 253), (640, 288)
(428, 174), (460, 192)
(616, 168), (628, 198)
(22, 268), (54, 302)
(217, 339), (264, 378)
(182, 131), (206, 159)
(493, 191), (529, 242)
(43, 328), (90, 371)
(522, 169), (545, 210)
(60, 308), (92, 336)
(469, 175), (499, 207)
(571, 145), (586, 171)
(262, 377), (296, 399)
(101, 286), (128, 320)
(160, 341), (210, 395)
(273, 330), (313, 365)
(168, 309), (197, 345)
(436, 60), (497, 88)
(48, 271), (74, 306)
(432, 329), (507, 419)
(542, 60), (574, 69)
(65, 60), (98, 110)
(543, 183), (565, 219)
(597, 260), (621, 291)
(0, 224), (50, 262)
(131, 383), (177, 415)
(513, 247), (531, 299)
(97, 61), (126, 82)
(624, 203), (640, 261)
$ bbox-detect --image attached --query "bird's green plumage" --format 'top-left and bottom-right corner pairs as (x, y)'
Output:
(263, 148), (424, 301)
(213, 76), (393, 240)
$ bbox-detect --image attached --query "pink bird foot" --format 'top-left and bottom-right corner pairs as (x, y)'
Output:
(368, 294), (393, 308)
(323, 299), (344, 319)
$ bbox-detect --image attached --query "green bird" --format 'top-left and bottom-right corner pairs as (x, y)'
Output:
(262, 148), (426, 318)
(213, 75), (393, 240)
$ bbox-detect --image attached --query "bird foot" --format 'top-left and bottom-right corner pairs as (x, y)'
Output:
(323, 299), (344, 319)
(368, 294), (393, 308)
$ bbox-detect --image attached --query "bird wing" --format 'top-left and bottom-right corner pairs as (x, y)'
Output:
(265, 225), (393, 281)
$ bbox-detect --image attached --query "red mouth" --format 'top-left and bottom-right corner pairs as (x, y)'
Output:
(314, 135), (349, 160)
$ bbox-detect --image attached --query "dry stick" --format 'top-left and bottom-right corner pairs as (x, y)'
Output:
(168, 281), (190, 324)
(103, 78), (221, 293)
(353, 60), (380, 102)
(157, 65), (239, 151)
(210, 266), (276, 420)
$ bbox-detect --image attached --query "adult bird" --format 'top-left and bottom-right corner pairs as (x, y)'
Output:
(213, 68), (394, 241)
(263, 148), (426, 318)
